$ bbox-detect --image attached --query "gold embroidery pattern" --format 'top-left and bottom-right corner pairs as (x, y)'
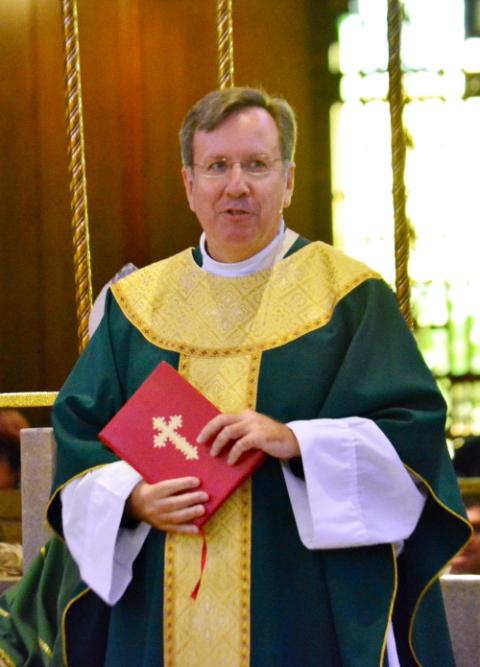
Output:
(163, 536), (176, 667)
(112, 242), (378, 356)
(186, 356), (255, 412)
(164, 354), (258, 667)
(0, 609), (9, 619)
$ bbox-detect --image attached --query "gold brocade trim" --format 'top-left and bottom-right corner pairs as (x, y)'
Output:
(112, 242), (378, 356)
(0, 609), (9, 619)
(38, 638), (52, 658)
(163, 535), (175, 667)
(378, 545), (398, 667)
(0, 647), (16, 667)
(403, 464), (473, 667)
(163, 354), (260, 667)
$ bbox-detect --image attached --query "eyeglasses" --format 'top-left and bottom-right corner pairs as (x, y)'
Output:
(191, 156), (286, 178)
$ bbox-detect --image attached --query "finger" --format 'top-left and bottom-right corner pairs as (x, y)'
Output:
(157, 503), (206, 525)
(197, 413), (238, 443)
(226, 435), (255, 465)
(153, 476), (201, 496)
(156, 490), (209, 513)
(209, 421), (247, 457)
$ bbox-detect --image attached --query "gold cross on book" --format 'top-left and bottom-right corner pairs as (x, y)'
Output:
(153, 415), (199, 461)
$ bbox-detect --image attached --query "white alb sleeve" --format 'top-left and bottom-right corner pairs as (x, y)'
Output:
(61, 460), (151, 605)
(282, 417), (426, 550)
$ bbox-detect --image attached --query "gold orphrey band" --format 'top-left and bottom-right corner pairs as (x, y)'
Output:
(61, 0), (93, 352)
(216, 0), (235, 89)
(387, 0), (412, 329)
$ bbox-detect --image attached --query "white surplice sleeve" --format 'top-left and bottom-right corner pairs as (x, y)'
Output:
(282, 416), (426, 550)
(61, 460), (150, 605)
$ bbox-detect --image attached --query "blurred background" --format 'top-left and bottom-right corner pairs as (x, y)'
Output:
(1, 0), (480, 457)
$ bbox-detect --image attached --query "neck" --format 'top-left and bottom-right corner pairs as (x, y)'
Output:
(200, 223), (286, 277)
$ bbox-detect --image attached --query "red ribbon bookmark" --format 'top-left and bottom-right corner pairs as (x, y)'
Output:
(190, 529), (208, 600)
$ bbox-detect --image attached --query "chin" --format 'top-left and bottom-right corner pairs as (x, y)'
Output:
(214, 236), (258, 259)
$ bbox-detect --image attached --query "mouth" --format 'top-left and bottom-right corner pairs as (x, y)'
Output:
(222, 208), (253, 218)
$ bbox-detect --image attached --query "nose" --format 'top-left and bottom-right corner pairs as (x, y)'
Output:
(224, 162), (250, 197)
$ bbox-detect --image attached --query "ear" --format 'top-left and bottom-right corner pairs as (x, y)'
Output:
(282, 162), (295, 209)
(181, 166), (196, 212)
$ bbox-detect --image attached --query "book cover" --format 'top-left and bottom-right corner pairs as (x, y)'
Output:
(99, 361), (265, 527)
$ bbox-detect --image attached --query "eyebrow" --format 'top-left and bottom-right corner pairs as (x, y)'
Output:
(200, 152), (272, 160)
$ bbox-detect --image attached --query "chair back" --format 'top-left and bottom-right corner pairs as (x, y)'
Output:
(20, 427), (56, 570)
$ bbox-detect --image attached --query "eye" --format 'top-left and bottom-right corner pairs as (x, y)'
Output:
(206, 159), (228, 174)
(245, 158), (269, 174)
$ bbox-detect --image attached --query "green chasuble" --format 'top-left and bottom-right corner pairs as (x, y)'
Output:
(0, 238), (471, 667)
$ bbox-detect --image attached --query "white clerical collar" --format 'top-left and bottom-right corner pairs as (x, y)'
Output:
(200, 222), (292, 277)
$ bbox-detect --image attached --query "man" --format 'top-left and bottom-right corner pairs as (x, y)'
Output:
(0, 87), (471, 666)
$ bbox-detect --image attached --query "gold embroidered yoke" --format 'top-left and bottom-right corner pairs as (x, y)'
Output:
(111, 242), (378, 667)
(112, 241), (378, 357)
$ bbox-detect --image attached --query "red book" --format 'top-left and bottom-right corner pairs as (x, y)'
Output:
(99, 361), (265, 527)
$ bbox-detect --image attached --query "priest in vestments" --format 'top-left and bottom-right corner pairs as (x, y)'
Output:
(0, 87), (471, 667)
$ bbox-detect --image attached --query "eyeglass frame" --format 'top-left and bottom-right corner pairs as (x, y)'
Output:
(189, 155), (289, 179)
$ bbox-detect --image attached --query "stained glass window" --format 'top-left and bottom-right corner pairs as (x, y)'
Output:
(331, 0), (480, 440)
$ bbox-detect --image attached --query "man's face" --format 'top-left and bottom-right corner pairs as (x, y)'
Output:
(182, 107), (295, 263)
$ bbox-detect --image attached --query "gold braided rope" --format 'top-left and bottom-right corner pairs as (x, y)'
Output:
(216, 0), (235, 89)
(387, 0), (412, 329)
(61, 0), (93, 352)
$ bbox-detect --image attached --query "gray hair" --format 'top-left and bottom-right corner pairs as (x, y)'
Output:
(179, 87), (297, 166)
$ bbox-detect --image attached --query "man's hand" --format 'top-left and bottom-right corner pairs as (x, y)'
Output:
(197, 409), (300, 465)
(126, 477), (208, 534)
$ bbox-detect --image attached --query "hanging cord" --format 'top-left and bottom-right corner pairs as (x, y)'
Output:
(216, 0), (235, 89)
(61, 0), (93, 352)
(387, 0), (413, 329)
